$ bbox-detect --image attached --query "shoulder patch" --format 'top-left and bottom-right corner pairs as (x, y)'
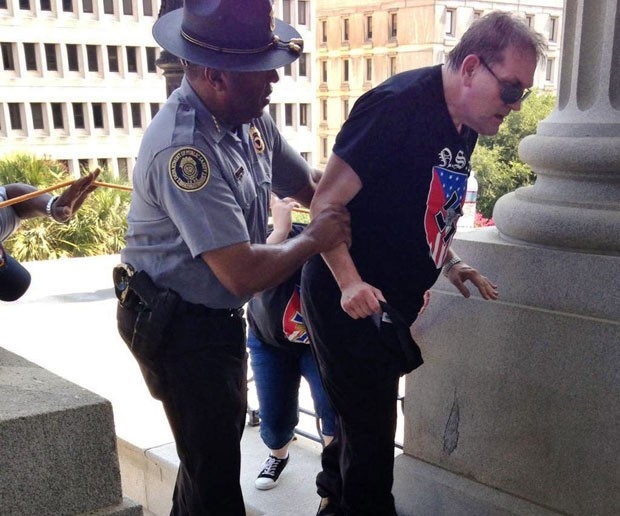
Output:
(169, 147), (210, 192)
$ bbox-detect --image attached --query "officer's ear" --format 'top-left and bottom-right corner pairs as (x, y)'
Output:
(205, 68), (226, 90)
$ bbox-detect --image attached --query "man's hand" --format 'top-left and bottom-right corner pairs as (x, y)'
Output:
(304, 203), (351, 254)
(52, 169), (100, 223)
(340, 280), (385, 319)
(446, 262), (498, 300)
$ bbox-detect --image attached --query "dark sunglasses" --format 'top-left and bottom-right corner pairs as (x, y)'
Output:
(478, 56), (531, 105)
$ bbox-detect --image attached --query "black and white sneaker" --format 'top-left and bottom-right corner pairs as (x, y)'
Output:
(255, 454), (289, 490)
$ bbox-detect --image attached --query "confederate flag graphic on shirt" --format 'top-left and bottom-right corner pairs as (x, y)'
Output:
(282, 285), (310, 344)
(425, 166), (468, 268)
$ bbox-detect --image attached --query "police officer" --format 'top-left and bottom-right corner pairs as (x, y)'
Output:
(114, 1), (350, 515)
(0, 171), (99, 301)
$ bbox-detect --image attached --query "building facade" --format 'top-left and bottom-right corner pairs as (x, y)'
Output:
(316, 0), (564, 166)
(0, 0), (165, 178)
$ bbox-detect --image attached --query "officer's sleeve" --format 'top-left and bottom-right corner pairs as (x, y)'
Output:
(147, 147), (250, 258)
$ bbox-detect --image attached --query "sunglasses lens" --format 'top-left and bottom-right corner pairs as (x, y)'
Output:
(501, 86), (522, 104)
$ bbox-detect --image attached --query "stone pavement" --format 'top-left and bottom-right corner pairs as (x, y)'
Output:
(1, 254), (404, 515)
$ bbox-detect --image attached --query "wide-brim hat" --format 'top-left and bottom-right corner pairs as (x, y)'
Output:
(153, 0), (304, 72)
(0, 245), (31, 302)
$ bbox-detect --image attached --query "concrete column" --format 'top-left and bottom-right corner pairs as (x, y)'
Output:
(493, 0), (620, 253)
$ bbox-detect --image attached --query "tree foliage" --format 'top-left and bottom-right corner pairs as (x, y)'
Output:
(0, 154), (131, 261)
(472, 90), (556, 218)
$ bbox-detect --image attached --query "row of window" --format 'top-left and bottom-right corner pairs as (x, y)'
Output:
(320, 55), (399, 85)
(323, 10), (560, 45)
(0, 41), (159, 76)
(0, 0), (155, 17)
(269, 102), (310, 128)
(1, 101), (160, 134)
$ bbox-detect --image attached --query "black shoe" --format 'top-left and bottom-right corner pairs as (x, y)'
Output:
(255, 454), (289, 490)
(316, 497), (342, 516)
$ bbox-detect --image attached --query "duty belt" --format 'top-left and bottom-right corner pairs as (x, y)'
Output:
(113, 263), (243, 318)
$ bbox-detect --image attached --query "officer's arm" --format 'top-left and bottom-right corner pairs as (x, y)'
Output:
(201, 200), (349, 298)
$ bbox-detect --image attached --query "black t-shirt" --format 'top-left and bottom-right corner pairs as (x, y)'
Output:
(247, 223), (309, 353)
(333, 65), (478, 322)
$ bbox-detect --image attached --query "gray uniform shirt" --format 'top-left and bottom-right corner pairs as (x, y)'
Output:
(0, 187), (20, 243)
(122, 77), (311, 308)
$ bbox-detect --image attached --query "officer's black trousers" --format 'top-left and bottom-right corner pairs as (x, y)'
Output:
(117, 302), (248, 516)
(301, 258), (401, 516)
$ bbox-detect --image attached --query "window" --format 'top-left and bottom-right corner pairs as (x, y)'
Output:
(321, 137), (328, 159)
(389, 12), (397, 39)
(146, 47), (157, 73)
(126, 46), (138, 73)
(62, 0), (72, 12)
(142, 0), (152, 16)
(445, 9), (456, 37)
(45, 44), (58, 71)
(0, 0), (8, 7)
(390, 56), (397, 76)
(365, 57), (372, 82)
(298, 53), (307, 77)
(300, 152), (309, 162)
(268, 103), (277, 124)
(40, 0), (51, 10)
(299, 104), (308, 126)
(122, 0), (132, 15)
(343, 18), (349, 42)
(72, 103), (85, 129)
(23, 43), (37, 71)
(546, 57), (555, 82)
(298, 0), (307, 25)
(321, 20), (327, 44)
(343, 99), (349, 121)
(51, 103), (64, 129)
(92, 103), (104, 128)
(112, 103), (124, 128)
(343, 59), (349, 82)
(549, 16), (559, 43)
(82, 0), (93, 13)
(282, 0), (291, 24)
(284, 62), (292, 76)
(525, 15), (534, 28)
(103, 0), (113, 14)
(66, 44), (79, 71)
(31, 103), (44, 130)
(321, 99), (327, 121)
(474, 11), (483, 21)
(285, 103), (293, 126)
(107, 46), (119, 72)
(79, 159), (89, 172)
(19, 0), (30, 10)
(321, 61), (327, 83)
(1, 43), (15, 70)
(86, 45), (98, 72)
(150, 103), (159, 119)
(9, 104), (22, 130)
(118, 158), (128, 180)
(131, 103), (142, 128)
(366, 15), (373, 40)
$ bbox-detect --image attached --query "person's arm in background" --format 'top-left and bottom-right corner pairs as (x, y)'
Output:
(4, 170), (100, 223)
(267, 195), (297, 245)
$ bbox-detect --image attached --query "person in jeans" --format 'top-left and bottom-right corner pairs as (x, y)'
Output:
(248, 196), (335, 490)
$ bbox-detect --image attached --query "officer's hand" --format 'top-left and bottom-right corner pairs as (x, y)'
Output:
(306, 204), (351, 253)
(52, 169), (100, 223)
(446, 262), (498, 301)
(339, 280), (385, 319)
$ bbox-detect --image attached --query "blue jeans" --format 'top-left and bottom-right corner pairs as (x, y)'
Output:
(247, 329), (336, 450)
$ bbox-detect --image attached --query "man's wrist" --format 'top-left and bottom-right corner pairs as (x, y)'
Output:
(45, 195), (62, 222)
(442, 254), (462, 277)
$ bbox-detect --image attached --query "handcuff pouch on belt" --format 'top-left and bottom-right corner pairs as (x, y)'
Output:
(114, 264), (180, 361)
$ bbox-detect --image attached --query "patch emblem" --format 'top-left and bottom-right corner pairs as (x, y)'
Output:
(169, 147), (210, 192)
(250, 125), (265, 155)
